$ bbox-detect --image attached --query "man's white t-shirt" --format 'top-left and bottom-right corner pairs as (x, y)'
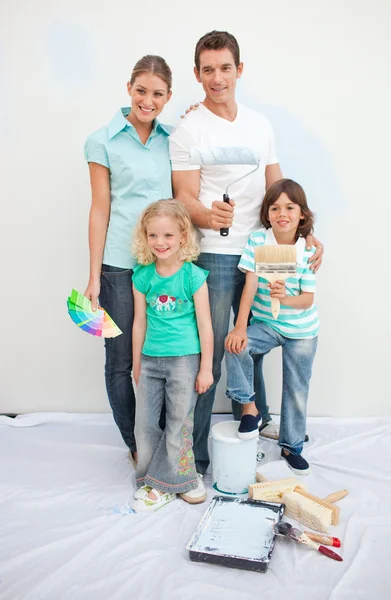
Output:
(169, 103), (278, 255)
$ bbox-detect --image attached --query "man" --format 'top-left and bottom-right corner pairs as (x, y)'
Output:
(169, 30), (322, 500)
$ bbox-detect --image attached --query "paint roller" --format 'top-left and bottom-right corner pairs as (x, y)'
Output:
(189, 146), (260, 237)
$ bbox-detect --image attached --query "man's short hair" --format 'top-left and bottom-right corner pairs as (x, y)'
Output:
(194, 30), (240, 71)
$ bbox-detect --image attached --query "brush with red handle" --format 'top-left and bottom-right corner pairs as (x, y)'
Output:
(274, 522), (343, 561)
(304, 531), (341, 548)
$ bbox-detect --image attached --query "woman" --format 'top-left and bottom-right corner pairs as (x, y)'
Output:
(83, 55), (173, 463)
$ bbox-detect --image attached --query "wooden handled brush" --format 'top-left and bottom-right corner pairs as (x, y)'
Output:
(254, 245), (296, 320)
(304, 532), (341, 548)
(251, 475), (348, 533)
(274, 522), (343, 561)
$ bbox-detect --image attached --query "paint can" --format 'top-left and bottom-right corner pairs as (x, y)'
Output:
(211, 421), (258, 495)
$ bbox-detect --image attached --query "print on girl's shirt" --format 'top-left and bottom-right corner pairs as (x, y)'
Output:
(150, 291), (187, 314)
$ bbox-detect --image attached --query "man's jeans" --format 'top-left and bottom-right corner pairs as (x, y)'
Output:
(226, 322), (318, 455)
(193, 253), (270, 474)
(99, 265), (136, 452)
(135, 354), (199, 494)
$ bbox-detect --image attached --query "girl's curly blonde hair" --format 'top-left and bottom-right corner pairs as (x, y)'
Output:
(132, 199), (200, 265)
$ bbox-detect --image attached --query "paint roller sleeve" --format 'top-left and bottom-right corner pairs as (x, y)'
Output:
(189, 146), (259, 166)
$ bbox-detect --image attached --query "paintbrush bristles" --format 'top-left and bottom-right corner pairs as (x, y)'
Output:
(255, 244), (296, 265)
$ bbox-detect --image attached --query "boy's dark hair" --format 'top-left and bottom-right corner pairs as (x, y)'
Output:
(194, 30), (240, 71)
(260, 179), (315, 240)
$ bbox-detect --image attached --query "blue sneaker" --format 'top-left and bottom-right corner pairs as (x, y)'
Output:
(237, 413), (261, 440)
(281, 449), (311, 476)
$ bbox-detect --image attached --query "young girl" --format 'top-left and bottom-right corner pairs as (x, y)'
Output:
(83, 56), (173, 464)
(131, 200), (214, 512)
(225, 179), (318, 475)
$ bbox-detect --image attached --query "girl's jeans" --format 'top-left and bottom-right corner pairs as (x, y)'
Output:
(99, 265), (136, 452)
(135, 354), (200, 494)
(225, 322), (318, 456)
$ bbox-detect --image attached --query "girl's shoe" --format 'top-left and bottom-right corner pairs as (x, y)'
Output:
(133, 485), (152, 500)
(179, 474), (207, 504)
(132, 489), (177, 513)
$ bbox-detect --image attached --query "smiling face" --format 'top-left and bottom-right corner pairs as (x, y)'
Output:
(194, 48), (243, 109)
(146, 216), (184, 263)
(127, 73), (172, 125)
(268, 193), (304, 241)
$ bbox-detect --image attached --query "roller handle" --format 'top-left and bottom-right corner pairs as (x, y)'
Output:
(220, 193), (230, 237)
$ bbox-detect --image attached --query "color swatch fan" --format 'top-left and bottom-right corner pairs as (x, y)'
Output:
(67, 289), (122, 338)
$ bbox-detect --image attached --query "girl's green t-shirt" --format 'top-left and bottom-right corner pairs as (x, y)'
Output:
(132, 262), (208, 357)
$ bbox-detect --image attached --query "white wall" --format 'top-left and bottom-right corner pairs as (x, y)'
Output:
(1, 0), (390, 416)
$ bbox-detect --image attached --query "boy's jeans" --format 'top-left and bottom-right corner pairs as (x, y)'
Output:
(193, 253), (270, 474)
(135, 354), (200, 494)
(99, 265), (136, 452)
(225, 322), (318, 455)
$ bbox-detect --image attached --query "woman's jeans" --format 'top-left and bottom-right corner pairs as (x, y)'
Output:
(193, 253), (269, 474)
(226, 322), (318, 455)
(135, 354), (199, 494)
(99, 264), (136, 452)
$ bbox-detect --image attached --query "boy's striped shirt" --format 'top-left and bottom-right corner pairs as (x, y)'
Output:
(239, 228), (319, 339)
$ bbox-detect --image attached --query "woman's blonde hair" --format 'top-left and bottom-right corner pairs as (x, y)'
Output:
(130, 55), (172, 91)
(132, 199), (199, 265)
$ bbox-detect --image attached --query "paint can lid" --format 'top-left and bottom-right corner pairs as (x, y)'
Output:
(211, 420), (257, 444)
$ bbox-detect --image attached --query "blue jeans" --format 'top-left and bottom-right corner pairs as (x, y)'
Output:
(135, 354), (200, 494)
(193, 253), (269, 474)
(226, 322), (318, 455)
(99, 265), (136, 452)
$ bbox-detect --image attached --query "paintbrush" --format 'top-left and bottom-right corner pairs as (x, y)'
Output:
(252, 475), (348, 533)
(274, 522), (343, 561)
(304, 532), (341, 548)
(283, 489), (348, 532)
(254, 245), (296, 320)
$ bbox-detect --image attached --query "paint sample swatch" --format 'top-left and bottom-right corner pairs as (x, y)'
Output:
(67, 289), (122, 338)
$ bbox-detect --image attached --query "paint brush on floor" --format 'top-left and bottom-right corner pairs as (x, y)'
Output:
(274, 522), (343, 561)
(304, 532), (341, 548)
(254, 245), (296, 319)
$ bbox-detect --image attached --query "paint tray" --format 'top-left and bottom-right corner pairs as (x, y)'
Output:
(186, 495), (284, 572)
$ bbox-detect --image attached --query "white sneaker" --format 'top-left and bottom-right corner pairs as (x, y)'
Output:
(258, 420), (279, 440)
(133, 485), (152, 500)
(132, 489), (177, 513)
(179, 474), (207, 504)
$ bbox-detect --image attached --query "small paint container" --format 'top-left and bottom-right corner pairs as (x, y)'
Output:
(211, 421), (258, 495)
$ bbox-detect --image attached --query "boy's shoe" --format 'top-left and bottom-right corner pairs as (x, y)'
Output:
(237, 413), (261, 440)
(179, 474), (207, 504)
(281, 449), (311, 476)
(132, 489), (176, 513)
(133, 485), (152, 500)
(259, 420), (279, 440)
(259, 422), (310, 443)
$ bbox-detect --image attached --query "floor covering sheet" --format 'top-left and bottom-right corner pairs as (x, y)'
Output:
(0, 412), (390, 600)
